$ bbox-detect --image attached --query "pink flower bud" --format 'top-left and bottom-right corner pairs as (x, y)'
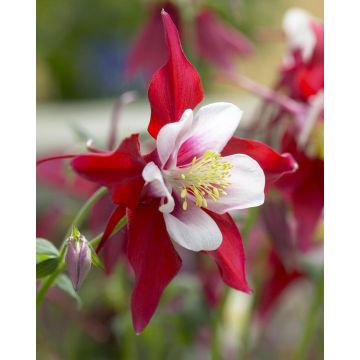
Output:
(65, 233), (91, 291)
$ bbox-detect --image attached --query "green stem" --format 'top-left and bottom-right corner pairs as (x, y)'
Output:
(37, 187), (108, 311)
(63, 187), (108, 243)
(238, 290), (258, 359)
(292, 270), (324, 360)
(211, 287), (230, 360)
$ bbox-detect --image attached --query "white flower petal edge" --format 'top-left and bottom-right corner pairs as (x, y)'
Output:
(176, 103), (243, 162)
(283, 8), (316, 64)
(204, 154), (265, 214)
(156, 109), (193, 167)
(142, 162), (175, 213)
(163, 201), (222, 251)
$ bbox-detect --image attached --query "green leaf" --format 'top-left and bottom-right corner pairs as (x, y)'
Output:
(36, 238), (59, 257)
(55, 274), (82, 308)
(90, 246), (104, 270)
(36, 258), (59, 278)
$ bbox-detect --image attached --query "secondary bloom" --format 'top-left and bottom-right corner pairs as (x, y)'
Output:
(281, 8), (324, 101)
(70, 11), (297, 333)
(124, 3), (253, 81)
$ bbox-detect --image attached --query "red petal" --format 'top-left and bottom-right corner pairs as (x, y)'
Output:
(222, 137), (298, 188)
(71, 134), (145, 208)
(127, 201), (182, 333)
(96, 205), (126, 252)
(205, 211), (251, 293)
(147, 10), (204, 138)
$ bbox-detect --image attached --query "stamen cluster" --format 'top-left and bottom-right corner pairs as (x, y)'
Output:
(173, 150), (233, 210)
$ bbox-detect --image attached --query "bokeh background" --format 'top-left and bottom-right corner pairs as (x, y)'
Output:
(37, 0), (323, 359)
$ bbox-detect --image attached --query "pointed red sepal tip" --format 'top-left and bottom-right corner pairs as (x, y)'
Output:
(205, 212), (251, 294)
(147, 10), (204, 138)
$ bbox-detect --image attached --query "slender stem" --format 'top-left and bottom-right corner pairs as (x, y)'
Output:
(292, 270), (324, 360)
(107, 91), (138, 150)
(63, 187), (108, 243)
(211, 287), (230, 360)
(218, 73), (306, 115)
(37, 187), (108, 310)
(238, 290), (258, 359)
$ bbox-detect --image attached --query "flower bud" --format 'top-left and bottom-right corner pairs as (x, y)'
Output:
(65, 228), (91, 291)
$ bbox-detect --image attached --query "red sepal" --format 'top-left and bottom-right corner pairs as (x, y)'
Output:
(222, 137), (298, 188)
(147, 10), (204, 138)
(205, 211), (251, 293)
(71, 134), (145, 209)
(127, 201), (182, 333)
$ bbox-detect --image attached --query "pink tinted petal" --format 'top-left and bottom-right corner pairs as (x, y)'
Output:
(205, 211), (251, 293)
(71, 134), (146, 208)
(222, 137), (298, 188)
(127, 201), (182, 333)
(176, 103), (242, 166)
(147, 10), (204, 138)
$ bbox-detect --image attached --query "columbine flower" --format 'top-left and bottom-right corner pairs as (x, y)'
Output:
(70, 11), (297, 333)
(281, 8), (324, 101)
(65, 227), (92, 291)
(142, 102), (265, 251)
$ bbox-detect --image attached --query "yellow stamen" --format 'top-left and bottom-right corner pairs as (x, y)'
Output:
(173, 150), (233, 210)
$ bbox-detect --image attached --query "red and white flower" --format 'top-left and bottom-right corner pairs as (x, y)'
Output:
(67, 10), (297, 333)
(143, 102), (265, 251)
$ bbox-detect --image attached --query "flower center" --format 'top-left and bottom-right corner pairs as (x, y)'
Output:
(168, 150), (233, 210)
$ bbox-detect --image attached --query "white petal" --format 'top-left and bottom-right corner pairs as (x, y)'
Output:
(205, 154), (265, 214)
(163, 201), (222, 251)
(156, 109), (193, 167)
(142, 162), (175, 213)
(283, 8), (316, 64)
(176, 103), (242, 165)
